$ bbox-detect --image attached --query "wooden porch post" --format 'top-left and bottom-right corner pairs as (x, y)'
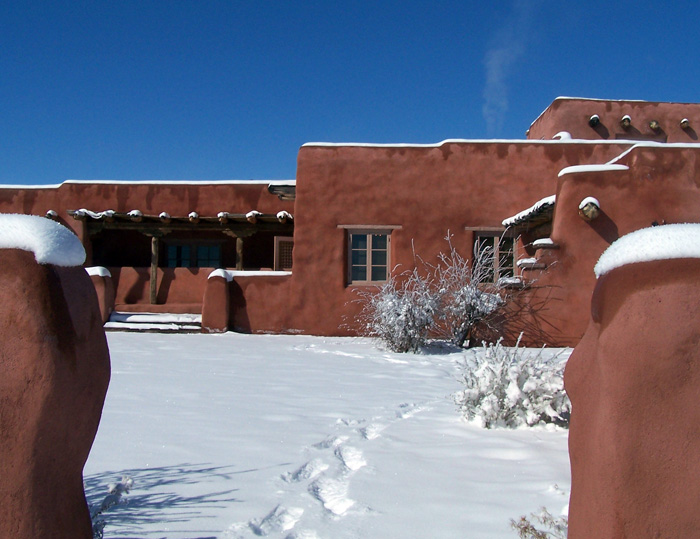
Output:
(150, 234), (159, 304)
(236, 237), (244, 270)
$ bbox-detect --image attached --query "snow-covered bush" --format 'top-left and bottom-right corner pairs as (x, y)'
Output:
(355, 268), (438, 353)
(90, 476), (133, 539)
(455, 337), (570, 428)
(354, 232), (535, 352)
(511, 507), (568, 538)
(433, 235), (508, 347)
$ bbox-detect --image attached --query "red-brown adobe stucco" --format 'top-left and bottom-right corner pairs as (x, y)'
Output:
(0, 250), (110, 538)
(90, 271), (115, 323)
(529, 145), (700, 344)
(288, 140), (630, 340)
(202, 274), (230, 332)
(529, 97), (700, 143)
(565, 257), (700, 537)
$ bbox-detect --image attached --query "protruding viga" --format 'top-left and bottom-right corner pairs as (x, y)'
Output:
(0, 249), (110, 538)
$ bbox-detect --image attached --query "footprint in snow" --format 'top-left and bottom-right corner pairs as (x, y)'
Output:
(309, 476), (355, 516)
(312, 435), (348, 450)
(395, 402), (425, 419)
(284, 530), (321, 539)
(281, 458), (329, 483)
(248, 505), (304, 536)
(359, 422), (386, 440)
(335, 445), (367, 472)
(336, 417), (366, 427)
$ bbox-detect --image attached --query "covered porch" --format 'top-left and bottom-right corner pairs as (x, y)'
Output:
(69, 208), (294, 313)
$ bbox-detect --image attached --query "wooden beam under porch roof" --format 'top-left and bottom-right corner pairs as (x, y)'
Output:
(68, 209), (294, 235)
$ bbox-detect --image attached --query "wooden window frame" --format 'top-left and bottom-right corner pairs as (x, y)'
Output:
(274, 236), (294, 271)
(164, 240), (223, 269)
(473, 230), (518, 283)
(345, 229), (392, 286)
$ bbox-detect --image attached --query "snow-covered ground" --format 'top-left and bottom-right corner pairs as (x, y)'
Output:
(85, 333), (571, 539)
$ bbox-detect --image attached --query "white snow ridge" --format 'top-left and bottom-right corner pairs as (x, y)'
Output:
(595, 223), (700, 277)
(0, 213), (85, 266)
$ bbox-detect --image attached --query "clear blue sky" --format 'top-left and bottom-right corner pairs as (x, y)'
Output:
(2, 1), (699, 185)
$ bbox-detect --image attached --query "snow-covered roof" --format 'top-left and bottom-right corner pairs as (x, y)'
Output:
(502, 195), (556, 228)
(301, 138), (643, 149)
(65, 179), (295, 186)
(605, 142), (700, 166)
(594, 223), (700, 277)
(0, 179), (296, 190)
(0, 213), (85, 266)
(68, 209), (293, 225)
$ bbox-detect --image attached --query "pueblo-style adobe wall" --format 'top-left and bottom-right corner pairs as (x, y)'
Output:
(0, 215), (110, 538)
(565, 225), (700, 537)
(1, 97), (700, 345)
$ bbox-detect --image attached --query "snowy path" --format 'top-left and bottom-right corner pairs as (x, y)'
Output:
(84, 333), (570, 538)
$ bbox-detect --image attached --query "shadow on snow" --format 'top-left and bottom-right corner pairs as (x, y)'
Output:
(84, 462), (287, 538)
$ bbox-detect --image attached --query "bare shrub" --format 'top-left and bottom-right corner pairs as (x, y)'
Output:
(90, 476), (133, 539)
(511, 507), (568, 538)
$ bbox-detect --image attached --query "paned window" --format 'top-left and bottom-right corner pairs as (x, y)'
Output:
(166, 243), (222, 268)
(274, 237), (294, 271)
(474, 233), (516, 282)
(348, 231), (390, 284)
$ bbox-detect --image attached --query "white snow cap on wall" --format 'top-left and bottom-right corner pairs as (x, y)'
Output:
(595, 223), (700, 277)
(558, 164), (628, 178)
(86, 266), (112, 278)
(0, 214), (85, 266)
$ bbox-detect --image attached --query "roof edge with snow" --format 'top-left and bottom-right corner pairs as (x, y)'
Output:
(0, 179), (296, 190)
(594, 223), (700, 277)
(301, 139), (648, 149)
(502, 195), (556, 228)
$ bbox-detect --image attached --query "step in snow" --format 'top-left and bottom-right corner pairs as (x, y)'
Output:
(109, 312), (202, 324)
(105, 312), (202, 333)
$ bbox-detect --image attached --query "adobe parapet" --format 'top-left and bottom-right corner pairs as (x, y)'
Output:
(529, 97), (700, 143)
(301, 137), (644, 148)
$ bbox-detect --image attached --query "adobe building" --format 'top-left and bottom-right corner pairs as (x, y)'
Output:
(2, 97), (700, 345)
